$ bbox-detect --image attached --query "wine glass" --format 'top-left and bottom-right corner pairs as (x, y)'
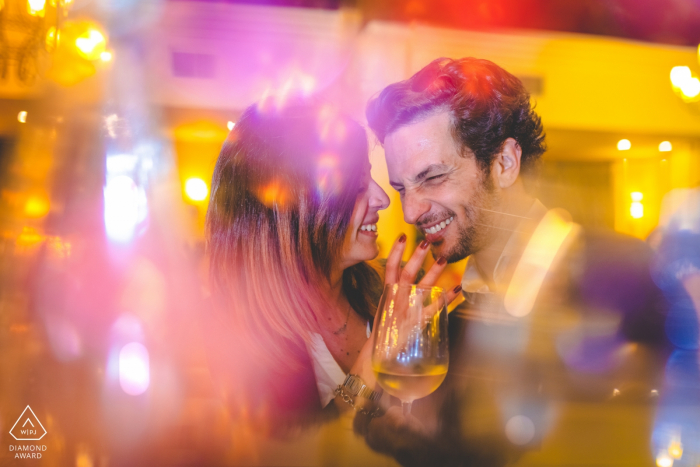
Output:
(372, 283), (449, 415)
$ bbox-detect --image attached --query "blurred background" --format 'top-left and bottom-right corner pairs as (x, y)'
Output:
(0, 0), (699, 465)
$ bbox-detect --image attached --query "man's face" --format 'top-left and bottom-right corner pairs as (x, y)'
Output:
(384, 111), (498, 262)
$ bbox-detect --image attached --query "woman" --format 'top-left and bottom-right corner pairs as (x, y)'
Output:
(204, 99), (457, 433)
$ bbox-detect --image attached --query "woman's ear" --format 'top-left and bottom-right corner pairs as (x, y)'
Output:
(491, 138), (522, 189)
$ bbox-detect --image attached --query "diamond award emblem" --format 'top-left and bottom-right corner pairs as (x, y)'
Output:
(9, 406), (47, 441)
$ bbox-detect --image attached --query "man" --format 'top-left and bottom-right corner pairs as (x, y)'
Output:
(357, 57), (668, 466)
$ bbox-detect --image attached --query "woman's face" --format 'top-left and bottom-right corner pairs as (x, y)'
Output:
(338, 170), (390, 271)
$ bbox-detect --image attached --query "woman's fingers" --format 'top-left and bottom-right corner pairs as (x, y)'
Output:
(419, 284), (463, 325)
(444, 283), (463, 307)
(384, 233), (407, 284)
(399, 240), (431, 284)
(417, 255), (447, 287)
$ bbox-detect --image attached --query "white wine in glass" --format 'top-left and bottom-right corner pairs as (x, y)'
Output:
(372, 284), (449, 415)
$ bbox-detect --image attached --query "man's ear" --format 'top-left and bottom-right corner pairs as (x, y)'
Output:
(491, 138), (522, 189)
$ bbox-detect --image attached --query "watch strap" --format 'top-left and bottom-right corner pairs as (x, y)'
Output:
(342, 374), (382, 401)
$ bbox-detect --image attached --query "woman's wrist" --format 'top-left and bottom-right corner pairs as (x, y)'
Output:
(334, 373), (384, 417)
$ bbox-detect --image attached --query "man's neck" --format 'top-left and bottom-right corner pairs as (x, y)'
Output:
(472, 185), (535, 287)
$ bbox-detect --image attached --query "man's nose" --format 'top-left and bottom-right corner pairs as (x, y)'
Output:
(402, 190), (430, 225)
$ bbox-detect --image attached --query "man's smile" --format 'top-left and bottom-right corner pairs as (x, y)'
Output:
(419, 216), (454, 242)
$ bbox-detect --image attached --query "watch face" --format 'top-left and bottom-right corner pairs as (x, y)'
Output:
(345, 375), (364, 395)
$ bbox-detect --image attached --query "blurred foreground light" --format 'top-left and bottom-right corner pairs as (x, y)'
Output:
(505, 415), (535, 445)
(670, 66), (691, 89)
(504, 209), (573, 317)
(631, 202), (644, 219)
(185, 177), (208, 201)
(75, 28), (106, 61)
(104, 175), (143, 242)
(106, 153), (137, 173)
(17, 111), (27, 123)
(119, 342), (149, 396)
(227, 121), (235, 131)
(100, 51), (112, 62)
(656, 451), (673, 467)
(617, 139), (631, 151)
(27, 0), (46, 16)
(631, 192), (643, 202)
(659, 141), (672, 152)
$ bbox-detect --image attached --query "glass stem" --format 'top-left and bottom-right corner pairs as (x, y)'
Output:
(402, 400), (412, 416)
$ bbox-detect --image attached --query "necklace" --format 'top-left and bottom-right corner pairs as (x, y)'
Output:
(333, 302), (352, 335)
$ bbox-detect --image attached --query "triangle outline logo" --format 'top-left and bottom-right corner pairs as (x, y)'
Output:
(9, 406), (47, 441)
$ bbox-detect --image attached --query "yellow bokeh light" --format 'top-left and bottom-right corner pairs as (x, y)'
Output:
(185, 178), (208, 201)
(668, 440), (683, 459)
(670, 66), (691, 89)
(27, 0), (45, 16)
(75, 29), (106, 61)
(659, 141), (672, 152)
(16, 227), (44, 247)
(100, 51), (112, 62)
(656, 451), (673, 467)
(46, 27), (60, 52)
(631, 201), (644, 219)
(17, 111), (27, 123)
(24, 195), (50, 218)
(680, 77), (700, 99)
(617, 139), (631, 151)
(631, 191), (643, 201)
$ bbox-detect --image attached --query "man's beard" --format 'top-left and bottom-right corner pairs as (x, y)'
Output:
(444, 175), (499, 263)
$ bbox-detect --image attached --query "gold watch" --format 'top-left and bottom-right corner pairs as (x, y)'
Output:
(341, 374), (382, 401)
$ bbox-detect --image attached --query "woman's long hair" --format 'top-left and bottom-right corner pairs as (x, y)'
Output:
(206, 101), (381, 389)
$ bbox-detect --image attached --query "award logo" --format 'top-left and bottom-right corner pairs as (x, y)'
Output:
(9, 406), (47, 441)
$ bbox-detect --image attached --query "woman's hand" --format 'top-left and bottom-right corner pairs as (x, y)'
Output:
(384, 234), (462, 301)
(337, 234), (462, 415)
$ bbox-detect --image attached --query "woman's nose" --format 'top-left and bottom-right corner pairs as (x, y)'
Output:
(368, 179), (390, 211)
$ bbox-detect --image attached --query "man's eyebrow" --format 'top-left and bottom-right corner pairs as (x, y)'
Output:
(411, 164), (450, 183)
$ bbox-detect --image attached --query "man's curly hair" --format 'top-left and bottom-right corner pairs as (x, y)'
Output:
(366, 57), (546, 178)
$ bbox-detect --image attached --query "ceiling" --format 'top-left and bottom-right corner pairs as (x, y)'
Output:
(190, 0), (700, 47)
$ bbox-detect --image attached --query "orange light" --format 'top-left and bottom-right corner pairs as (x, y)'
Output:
(258, 181), (289, 208)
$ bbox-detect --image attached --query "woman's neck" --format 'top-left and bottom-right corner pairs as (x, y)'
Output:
(327, 267), (346, 306)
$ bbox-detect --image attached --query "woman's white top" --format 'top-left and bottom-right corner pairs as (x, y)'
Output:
(305, 321), (371, 407)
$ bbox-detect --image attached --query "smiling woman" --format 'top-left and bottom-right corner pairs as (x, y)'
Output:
(204, 99), (390, 431)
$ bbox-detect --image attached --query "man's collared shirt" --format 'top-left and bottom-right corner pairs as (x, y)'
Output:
(460, 200), (578, 320)
(461, 199), (548, 299)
